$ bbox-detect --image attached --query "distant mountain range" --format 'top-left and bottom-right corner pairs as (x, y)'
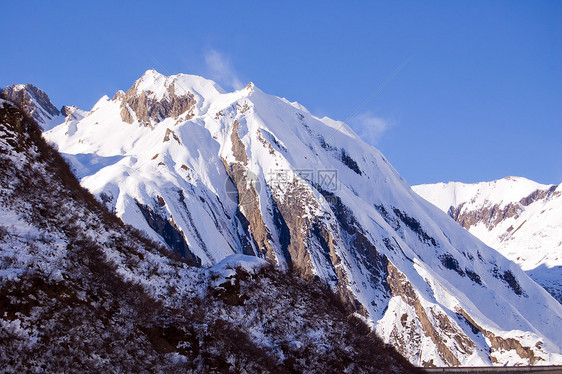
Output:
(2, 72), (561, 368)
(414, 177), (562, 303)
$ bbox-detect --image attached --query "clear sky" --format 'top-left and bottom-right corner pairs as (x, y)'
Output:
(2, 1), (561, 185)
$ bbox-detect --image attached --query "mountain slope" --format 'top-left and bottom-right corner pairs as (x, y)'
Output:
(0, 99), (418, 373)
(40, 70), (562, 367)
(413, 177), (562, 303)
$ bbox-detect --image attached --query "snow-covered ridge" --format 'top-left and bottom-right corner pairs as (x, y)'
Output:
(413, 177), (562, 303)
(40, 70), (562, 367)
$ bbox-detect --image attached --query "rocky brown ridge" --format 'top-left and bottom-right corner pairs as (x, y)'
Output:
(224, 120), (276, 261)
(447, 186), (560, 233)
(119, 80), (196, 126)
(448, 202), (521, 232)
(1, 84), (60, 127)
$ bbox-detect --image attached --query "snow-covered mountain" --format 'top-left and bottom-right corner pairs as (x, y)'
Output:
(13, 70), (562, 367)
(0, 97), (418, 373)
(413, 177), (562, 303)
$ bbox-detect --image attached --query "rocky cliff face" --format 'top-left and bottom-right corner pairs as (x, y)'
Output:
(42, 71), (562, 367)
(1, 84), (62, 130)
(414, 178), (562, 304)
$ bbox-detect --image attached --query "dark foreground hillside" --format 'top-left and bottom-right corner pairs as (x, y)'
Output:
(0, 99), (419, 373)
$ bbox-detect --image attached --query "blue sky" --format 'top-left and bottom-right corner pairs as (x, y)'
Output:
(2, 1), (561, 185)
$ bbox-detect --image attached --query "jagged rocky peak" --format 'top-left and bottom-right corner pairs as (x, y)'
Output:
(117, 69), (225, 126)
(1, 83), (61, 129)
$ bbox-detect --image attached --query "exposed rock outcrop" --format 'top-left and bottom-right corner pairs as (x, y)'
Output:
(446, 185), (560, 233)
(224, 120), (273, 261)
(448, 201), (522, 231)
(119, 80), (196, 126)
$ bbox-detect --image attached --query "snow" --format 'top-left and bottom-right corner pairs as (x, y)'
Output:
(60, 153), (125, 180)
(209, 254), (268, 277)
(41, 113), (65, 132)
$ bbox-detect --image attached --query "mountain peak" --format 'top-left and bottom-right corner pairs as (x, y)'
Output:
(1, 83), (62, 130)
(12, 83), (29, 91)
(119, 71), (199, 126)
(1, 101), (418, 373)
(132, 70), (224, 97)
(142, 68), (163, 78)
(135, 68), (166, 89)
(118, 71), (227, 126)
